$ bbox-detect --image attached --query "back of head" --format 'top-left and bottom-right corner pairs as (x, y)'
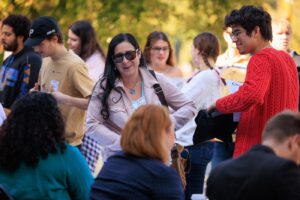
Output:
(262, 111), (300, 142)
(69, 20), (105, 60)
(121, 104), (171, 164)
(2, 14), (31, 42)
(144, 31), (175, 66)
(0, 92), (66, 172)
(193, 32), (220, 68)
(225, 5), (272, 41)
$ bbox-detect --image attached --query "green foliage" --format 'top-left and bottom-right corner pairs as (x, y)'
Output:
(0, 0), (272, 66)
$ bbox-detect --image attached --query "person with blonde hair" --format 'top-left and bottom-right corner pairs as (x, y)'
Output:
(90, 104), (184, 200)
(272, 18), (300, 65)
(272, 18), (300, 110)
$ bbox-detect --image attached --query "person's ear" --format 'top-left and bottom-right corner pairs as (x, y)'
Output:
(17, 35), (24, 45)
(50, 35), (58, 43)
(137, 49), (141, 59)
(252, 26), (260, 38)
(288, 134), (300, 151)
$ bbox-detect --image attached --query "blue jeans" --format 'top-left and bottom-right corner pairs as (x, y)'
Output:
(184, 141), (214, 200)
(211, 141), (234, 170)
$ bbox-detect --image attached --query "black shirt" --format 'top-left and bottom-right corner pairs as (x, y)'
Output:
(0, 46), (41, 108)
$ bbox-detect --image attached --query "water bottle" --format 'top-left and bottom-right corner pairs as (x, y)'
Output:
(191, 194), (207, 200)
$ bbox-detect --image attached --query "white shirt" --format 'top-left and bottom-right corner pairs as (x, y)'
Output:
(176, 69), (222, 146)
(85, 51), (105, 83)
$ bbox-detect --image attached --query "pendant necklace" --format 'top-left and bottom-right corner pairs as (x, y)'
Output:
(128, 78), (140, 95)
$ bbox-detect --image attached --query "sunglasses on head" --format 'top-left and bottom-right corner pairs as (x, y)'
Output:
(112, 49), (138, 64)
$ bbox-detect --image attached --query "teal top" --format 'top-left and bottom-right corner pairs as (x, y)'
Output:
(131, 81), (146, 110)
(0, 144), (94, 200)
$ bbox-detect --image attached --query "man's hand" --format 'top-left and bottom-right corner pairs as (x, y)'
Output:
(29, 83), (40, 93)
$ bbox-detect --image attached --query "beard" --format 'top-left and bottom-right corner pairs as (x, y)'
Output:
(3, 38), (18, 52)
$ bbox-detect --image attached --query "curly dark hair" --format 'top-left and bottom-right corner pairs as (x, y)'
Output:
(69, 20), (106, 61)
(0, 92), (66, 172)
(98, 33), (147, 120)
(224, 5), (272, 41)
(2, 14), (31, 42)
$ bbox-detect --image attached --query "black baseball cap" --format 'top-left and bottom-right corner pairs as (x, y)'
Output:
(25, 16), (59, 47)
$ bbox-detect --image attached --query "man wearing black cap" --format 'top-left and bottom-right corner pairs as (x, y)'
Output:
(26, 16), (94, 147)
(0, 14), (41, 111)
(206, 111), (300, 200)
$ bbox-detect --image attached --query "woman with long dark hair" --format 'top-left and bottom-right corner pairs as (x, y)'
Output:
(86, 33), (195, 162)
(0, 93), (93, 200)
(68, 20), (106, 82)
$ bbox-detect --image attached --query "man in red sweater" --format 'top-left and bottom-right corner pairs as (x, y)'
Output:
(209, 5), (299, 157)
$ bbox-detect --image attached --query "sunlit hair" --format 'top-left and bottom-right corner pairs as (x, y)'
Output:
(144, 31), (175, 67)
(69, 20), (106, 61)
(0, 93), (66, 172)
(193, 32), (220, 69)
(225, 5), (272, 41)
(121, 104), (172, 164)
(272, 18), (292, 34)
(262, 111), (300, 142)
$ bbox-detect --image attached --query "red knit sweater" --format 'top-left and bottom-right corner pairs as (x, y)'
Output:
(216, 48), (299, 157)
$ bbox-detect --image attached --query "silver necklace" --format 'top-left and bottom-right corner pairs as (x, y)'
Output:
(128, 78), (139, 95)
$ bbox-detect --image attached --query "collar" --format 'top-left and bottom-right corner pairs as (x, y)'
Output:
(114, 67), (159, 90)
(250, 144), (275, 154)
(11, 46), (32, 59)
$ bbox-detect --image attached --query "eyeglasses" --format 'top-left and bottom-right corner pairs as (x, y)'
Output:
(229, 30), (243, 40)
(112, 49), (138, 64)
(151, 46), (169, 52)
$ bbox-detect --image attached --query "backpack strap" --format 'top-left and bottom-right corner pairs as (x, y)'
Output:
(148, 70), (169, 107)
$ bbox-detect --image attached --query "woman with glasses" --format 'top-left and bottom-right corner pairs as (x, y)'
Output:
(68, 20), (106, 82)
(86, 33), (195, 162)
(90, 104), (184, 199)
(176, 32), (223, 199)
(144, 31), (185, 89)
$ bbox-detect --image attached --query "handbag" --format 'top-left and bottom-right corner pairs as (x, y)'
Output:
(193, 109), (238, 145)
(149, 70), (189, 190)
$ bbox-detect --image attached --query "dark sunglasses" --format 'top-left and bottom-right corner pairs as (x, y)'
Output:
(112, 49), (138, 64)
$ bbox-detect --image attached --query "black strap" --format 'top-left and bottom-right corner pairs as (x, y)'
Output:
(148, 70), (169, 107)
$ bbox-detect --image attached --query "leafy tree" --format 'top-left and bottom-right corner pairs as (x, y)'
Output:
(2, 0), (299, 71)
